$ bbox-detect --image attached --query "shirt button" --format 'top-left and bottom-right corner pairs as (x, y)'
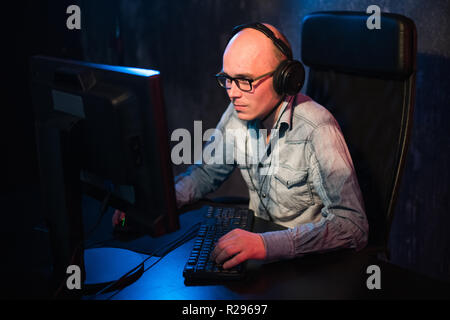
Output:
(262, 193), (266, 198)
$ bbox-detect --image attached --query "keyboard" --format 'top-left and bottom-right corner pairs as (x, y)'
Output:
(183, 206), (255, 282)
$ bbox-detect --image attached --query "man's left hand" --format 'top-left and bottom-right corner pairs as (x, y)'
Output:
(210, 229), (266, 269)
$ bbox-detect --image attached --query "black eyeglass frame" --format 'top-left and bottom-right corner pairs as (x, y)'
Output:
(215, 70), (275, 92)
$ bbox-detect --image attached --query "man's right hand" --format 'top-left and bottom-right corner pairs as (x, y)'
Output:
(112, 209), (126, 226)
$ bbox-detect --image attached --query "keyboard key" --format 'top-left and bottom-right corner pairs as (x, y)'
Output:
(183, 206), (254, 282)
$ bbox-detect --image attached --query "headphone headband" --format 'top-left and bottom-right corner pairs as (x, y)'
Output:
(229, 22), (304, 96)
(230, 22), (293, 60)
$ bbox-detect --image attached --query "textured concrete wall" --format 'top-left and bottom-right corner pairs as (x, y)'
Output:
(79, 0), (450, 283)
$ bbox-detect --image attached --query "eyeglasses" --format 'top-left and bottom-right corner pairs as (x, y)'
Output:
(215, 70), (275, 92)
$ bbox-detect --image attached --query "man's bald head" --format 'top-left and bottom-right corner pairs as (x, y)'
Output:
(226, 23), (292, 65)
(221, 23), (292, 121)
(260, 23), (292, 62)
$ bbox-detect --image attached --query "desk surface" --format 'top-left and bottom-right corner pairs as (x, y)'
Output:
(85, 204), (450, 300)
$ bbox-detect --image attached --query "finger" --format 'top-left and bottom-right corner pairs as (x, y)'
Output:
(210, 241), (227, 262)
(222, 252), (246, 269)
(112, 210), (120, 225)
(210, 245), (220, 261)
(215, 244), (241, 265)
(210, 236), (235, 261)
(112, 210), (125, 226)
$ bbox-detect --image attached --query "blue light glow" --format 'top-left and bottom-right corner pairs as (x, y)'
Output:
(77, 61), (160, 77)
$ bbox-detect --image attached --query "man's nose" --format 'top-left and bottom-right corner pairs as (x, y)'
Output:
(227, 81), (242, 100)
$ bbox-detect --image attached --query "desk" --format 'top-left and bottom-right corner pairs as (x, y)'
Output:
(86, 204), (450, 300)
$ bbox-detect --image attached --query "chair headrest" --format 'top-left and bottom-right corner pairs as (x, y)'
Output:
(301, 11), (417, 79)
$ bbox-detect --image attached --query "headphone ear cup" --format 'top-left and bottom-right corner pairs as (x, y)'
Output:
(272, 60), (289, 96)
(273, 60), (305, 96)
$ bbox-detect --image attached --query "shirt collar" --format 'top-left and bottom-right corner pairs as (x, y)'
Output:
(276, 93), (312, 131)
(248, 93), (312, 131)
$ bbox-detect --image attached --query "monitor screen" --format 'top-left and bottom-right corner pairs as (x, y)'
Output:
(29, 55), (179, 294)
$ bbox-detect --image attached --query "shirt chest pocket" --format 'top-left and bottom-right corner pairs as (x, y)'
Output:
(273, 167), (314, 207)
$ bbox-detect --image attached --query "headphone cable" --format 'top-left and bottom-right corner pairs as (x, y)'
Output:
(245, 129), (273, 222)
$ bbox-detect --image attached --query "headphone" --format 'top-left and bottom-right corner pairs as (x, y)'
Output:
(230, 22), (305, 96)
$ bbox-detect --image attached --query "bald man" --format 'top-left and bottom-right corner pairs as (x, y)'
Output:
(115, 23), (369, 269)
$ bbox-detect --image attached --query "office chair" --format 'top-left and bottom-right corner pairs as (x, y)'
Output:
(301, 11), (417, 258)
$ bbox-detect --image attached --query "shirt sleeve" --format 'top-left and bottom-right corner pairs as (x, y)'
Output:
(174, 103), (237, 208)
(261, 121), (369, 261)
(174, 163), (235, 208)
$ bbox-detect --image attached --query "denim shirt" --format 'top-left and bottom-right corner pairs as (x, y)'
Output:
(175, 93), (369, 261)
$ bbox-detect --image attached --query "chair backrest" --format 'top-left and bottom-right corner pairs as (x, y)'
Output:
(301, 11), (417, 250)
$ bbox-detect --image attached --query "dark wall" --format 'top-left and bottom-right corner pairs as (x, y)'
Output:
(2, 0), (85, 298)
(7, 0), (450, 285)
(4, 0), (83, 193)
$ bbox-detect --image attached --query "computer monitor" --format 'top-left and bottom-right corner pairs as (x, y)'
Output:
(29, 55), (179, 296)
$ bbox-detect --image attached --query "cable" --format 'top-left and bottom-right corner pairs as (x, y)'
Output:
(52, 191), (112, 298)
(87, 221), (201, 299)
(244, 101), (287, 222)
(84, 236), (116, 249)
(245, 131), (274, 221)
(103, 222), (201, 300)
(86, 191), (112, 239)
